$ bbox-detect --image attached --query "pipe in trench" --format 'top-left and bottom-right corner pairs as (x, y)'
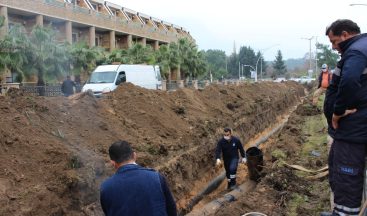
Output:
(185, 180), (257, 216)
(181, 119), (287, 215)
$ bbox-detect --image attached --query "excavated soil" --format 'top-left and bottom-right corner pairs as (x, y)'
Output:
(0, 81), (305, 215)
(214, 97), (330, 216)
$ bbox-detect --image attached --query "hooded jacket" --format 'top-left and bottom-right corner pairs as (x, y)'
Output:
(324, 33), (367, 143)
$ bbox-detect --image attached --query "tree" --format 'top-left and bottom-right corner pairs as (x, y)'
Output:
(180, 41), (207, 80)
(24, 26), (70, 90)
(256, 51), (267, 78)
(187, 50), (207, 79)
(316, 43), (339, 69)
(272, 50), (287, 77)
(154, 44), (179, 80)
(238, 46), (256, 78)
(204, 49), (227, 80)
(127, 43), (155, 64)
(164, 38), (207, 81)
(69, 41), (104, 81)
(106, 48), (129, 64)
(0, 24), (29, 80)
(227, 53), (238, 79)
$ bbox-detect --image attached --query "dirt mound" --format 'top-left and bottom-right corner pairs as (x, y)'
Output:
(0, 82), (305, 215)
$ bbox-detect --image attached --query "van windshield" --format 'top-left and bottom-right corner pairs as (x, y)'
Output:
(87, 71), (117, 84)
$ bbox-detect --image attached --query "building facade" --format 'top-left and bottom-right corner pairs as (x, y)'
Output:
(0, 0), (191, 83)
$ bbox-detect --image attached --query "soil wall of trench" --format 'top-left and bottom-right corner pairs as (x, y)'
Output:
(0, 81), (304, 215)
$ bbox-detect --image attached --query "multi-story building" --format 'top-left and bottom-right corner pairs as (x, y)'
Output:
(0, 0), (191, 83)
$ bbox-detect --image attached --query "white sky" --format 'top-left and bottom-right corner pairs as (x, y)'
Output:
(108, 0), (367, 61)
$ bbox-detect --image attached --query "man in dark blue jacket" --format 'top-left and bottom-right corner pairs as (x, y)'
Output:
(100, 140), (177, 216)
(322, 19), (367, 216)
(61, 75), (75, 97)
(215, 127), (246, 189)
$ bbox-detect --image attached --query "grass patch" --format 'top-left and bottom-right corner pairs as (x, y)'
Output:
(300, 115), (328, 160)
(287, 193), (308, 216)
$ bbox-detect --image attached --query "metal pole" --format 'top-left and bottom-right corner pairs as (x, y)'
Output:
(315, 37), (318, 78)
(255, 57), (262, 82)
(238, 62), (240, 80)
(301, 37), (314, 75)
(260, 58), (263, 80)
(310, 40), (312, 71)
(257, 44), (279, 81)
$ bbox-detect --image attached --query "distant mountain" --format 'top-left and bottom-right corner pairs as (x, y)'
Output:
(285, 58), (306, 70)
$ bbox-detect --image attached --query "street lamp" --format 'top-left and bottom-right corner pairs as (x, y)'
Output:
(301, 36), (314, 77)
(256, 44), (280, 81)
(243, 65), (256, 80)
(350, 3), (367, 6)
(243, 64), (256, 71)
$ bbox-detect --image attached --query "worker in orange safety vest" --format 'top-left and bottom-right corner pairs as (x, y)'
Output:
(313, 63), (332, 105)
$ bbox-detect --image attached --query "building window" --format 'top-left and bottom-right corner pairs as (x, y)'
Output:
(95, 36), (100, 46)
(72, 32), (78, 43)
(91, 3), (98, 11)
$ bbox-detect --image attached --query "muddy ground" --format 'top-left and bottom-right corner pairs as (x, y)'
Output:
(0, 81), (317, 216)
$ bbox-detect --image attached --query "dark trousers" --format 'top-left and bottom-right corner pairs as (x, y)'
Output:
(329, 139), (366, 215)
(224, 157), (239, 188)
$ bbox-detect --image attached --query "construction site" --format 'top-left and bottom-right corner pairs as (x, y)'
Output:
(0, 81), (334, 216)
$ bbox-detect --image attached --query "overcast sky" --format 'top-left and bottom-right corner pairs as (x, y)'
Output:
(108, 0), (367, 61)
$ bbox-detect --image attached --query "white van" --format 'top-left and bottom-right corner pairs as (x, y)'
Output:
(82, 64), (162, 96)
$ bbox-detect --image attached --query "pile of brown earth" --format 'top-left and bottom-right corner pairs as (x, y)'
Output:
(0, 81), (304, 215)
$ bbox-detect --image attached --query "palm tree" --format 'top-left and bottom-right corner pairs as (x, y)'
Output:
(106, 48), (129, 64)
(24, 26), (70, 95)
(0, 24), (29, 82)
(155, 44), (180, 80)
(167, 42), (181, 80)
(70, 41), (104, 82)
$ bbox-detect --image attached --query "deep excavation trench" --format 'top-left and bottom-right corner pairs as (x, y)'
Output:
(182, 104), (300, 215)
(151, 85), (306, 215)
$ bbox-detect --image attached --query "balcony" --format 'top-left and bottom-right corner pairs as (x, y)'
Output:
(0, 0), (188, 43)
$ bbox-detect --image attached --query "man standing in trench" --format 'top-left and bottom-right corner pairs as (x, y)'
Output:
(100, 140), (177, 216)
(215, 127), (247, 189)
(321, 19), (367, 216)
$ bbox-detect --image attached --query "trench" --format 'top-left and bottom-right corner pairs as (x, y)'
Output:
(180, 103), (300, 216)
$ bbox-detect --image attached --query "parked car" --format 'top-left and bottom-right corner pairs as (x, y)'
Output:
(299, 76), (315, 84)
(290, 76), (315, 84)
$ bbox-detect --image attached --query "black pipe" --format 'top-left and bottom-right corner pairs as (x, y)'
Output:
(179, 172), (226, 215)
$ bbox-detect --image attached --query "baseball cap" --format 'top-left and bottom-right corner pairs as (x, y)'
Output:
(321, 64), (328, 69)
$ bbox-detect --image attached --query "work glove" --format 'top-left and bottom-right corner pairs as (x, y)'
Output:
(216, 159), (222, 166)
(241, 157), (247, 164)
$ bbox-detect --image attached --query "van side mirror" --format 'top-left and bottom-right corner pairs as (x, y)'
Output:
(116, 79), (122, 85)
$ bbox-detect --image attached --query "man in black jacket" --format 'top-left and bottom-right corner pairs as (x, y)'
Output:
(322, 19), (367, 216)
(61, 75), (75, 97)
(215, 127), (247, 189)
